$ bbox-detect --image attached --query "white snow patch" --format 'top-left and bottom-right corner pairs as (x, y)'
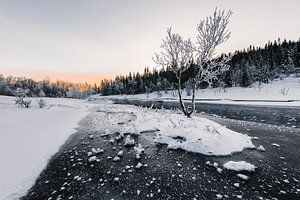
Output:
(233, 183), (240, 187)
(113, 177), (119, 182)
(272, 143), (281, 147)
(91, 148), (103, 154)
(113, 156), (121, 161)
(135, 162), (143, 169)
(257, 145), (266, 151)
(134, 144), (145, 159)
(217, 168), (223, 173)
(87, 101), (255, 156)
(223, 161), (256, 172)
(0, 96), (93, 200)
(88, 156), (97, 163)
(148, 111), (254, 156)
(117, 150), (124, 156)
(124, 135), (135, 146)
(237, 173), (249, 180)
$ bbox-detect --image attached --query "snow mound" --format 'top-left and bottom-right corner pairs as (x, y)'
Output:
(134, 109), (255, 156)
(92, 102), (255, 156)
(223, 161), (256, 172)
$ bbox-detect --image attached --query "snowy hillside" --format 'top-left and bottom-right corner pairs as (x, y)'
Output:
(95, 76), (300, 106)
(0, 96), (94, 200)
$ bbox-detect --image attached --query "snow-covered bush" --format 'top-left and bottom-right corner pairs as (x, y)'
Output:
(38, 89), (46, 97)
(37, 99), (46, 108)
(66, 87), (83, 99)
(14, 89), (31, 108)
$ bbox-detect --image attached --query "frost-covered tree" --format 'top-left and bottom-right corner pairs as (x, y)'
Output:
(114, 81), (124, 94)
(14, 88), (31, 108)
(66, 87), (81, 98)
(154, 8), (232, 117)
(38, 89), (46, 97)
(128, 79), (137, 95)
(153, 27), (194, 115)
(231, 69), (241, 87)
(162, 78), (170, 94)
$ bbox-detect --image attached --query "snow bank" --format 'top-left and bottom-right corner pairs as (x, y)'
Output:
(93, 76), (300, 106)
(95, 103), (255, 156)
(0, 96), (93, 200)
(141, 111), (254, 155)
(223, 161), (256, 172)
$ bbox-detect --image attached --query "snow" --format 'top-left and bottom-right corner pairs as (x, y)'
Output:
(233, 183), (240, 187)
(0, 95), (93, 200)
(113, 156), (121, 161)
(113, 177), (119, 182)
(93, 101), (254, 156)
(237, 173), (249, 180)
(91, 148), (103, 155)
(272, 143), (281, 147)
(257, 145), (266, 151)
(134, 108), (254, 156)
(124, 135), (135, 146)
(117, 150), (124, 156)
(223, 161), (256, 172)
(134, 144), (145, 159)
(93, 76), (300, 106)
(216, 168), (223, 173)
(0, 94), (257, 199)
(135, 162), (143, 169)
(88, 156), (97, 163)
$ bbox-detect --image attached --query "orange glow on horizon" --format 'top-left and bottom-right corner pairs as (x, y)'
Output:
(0, 67), (113, 86)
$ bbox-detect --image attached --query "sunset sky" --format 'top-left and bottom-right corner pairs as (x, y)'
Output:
(0, 0), (299, 84)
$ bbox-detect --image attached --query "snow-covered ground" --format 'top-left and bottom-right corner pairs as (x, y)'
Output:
(0, 96), (94, 200)
(94, 101), (255, 156)
(0, 95), (257, 199)
(94, 76), (300, 106)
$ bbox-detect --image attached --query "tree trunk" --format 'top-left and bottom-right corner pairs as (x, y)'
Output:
(186, 81), (196, 117)
(177, 77), (189, 116)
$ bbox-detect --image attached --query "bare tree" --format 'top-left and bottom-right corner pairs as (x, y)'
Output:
(153, 27), (194, 116)
(189, 9), (233, 116)
(154, 8), (232, 117)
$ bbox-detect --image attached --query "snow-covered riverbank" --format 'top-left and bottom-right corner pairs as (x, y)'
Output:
(0, 96), (256, 199)
(0, 96), (94, 200)
(94, 76), (300, 106)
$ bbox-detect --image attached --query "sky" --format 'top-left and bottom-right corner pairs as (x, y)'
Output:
(0, 0), (299, 84)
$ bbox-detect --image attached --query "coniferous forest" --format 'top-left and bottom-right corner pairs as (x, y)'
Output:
(100, 38), (300, 96)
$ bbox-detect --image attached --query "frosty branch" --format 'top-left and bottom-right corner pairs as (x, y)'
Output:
(154, 8), (232, 117)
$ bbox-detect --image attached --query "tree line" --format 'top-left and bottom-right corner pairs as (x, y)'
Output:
(100, 38), (300, 96)
(0, 75), (100, 98)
